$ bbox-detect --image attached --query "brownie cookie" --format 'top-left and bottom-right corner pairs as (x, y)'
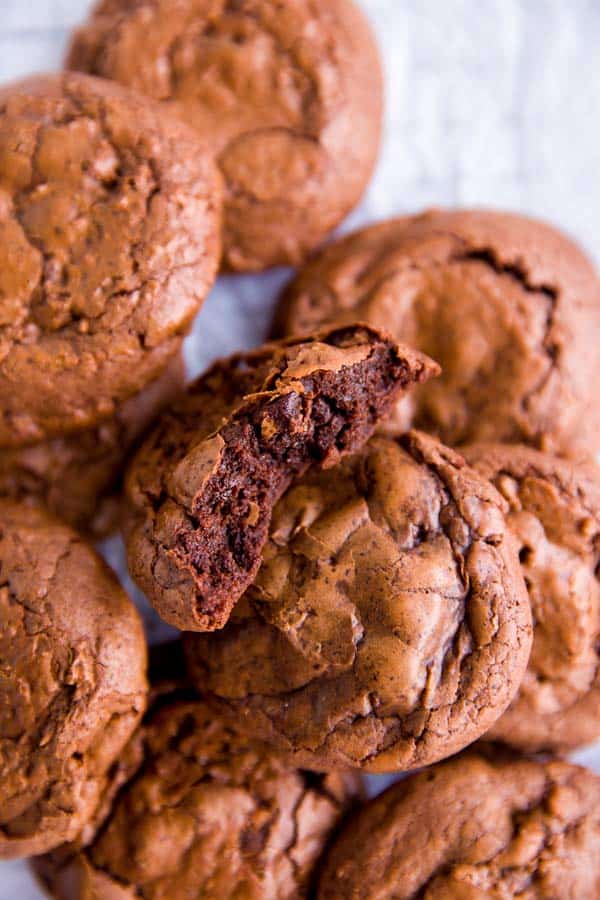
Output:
(0, 502), (147, 859)
(0, 354), (184, 537)
(318, 751), (600, 899)
(34, 697), (362, 899)
(0, 72), (221, 447)
(274, 209), (600, 458)
(463, 444), (600, 752)
(185, 431), (532, 773)
(125, 325), (437, 631)
(66, 0), (382, 272)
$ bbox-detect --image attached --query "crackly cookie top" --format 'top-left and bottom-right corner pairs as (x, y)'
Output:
(274, 208), (600, 458)
(35, 698), (362, 900)
(184, 431), (532, 773)
(125, 325), (437, 632)
(0, 502), (147, 859)
(66, 0), (382, 271)
(0, 72), (221, 447)
(463, 444), (600, 752)
(318, 751), (600, 899)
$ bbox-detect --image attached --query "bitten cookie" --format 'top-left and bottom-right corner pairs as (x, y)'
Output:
(0, 72), (221, 447)
(0, 354), (184, 537)
(125, 325), (438, 631)
(0, 502), (147, 859)
(317, 751), (600, 899)
(464, 443), (600, 752)
(185, 431), (532, 773)
(274, 209), (600, 459)
(34, 697), (362, 900)
(66, 0), (383, 272)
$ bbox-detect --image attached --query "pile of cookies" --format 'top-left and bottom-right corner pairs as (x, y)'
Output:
(1, 1), (600, 898)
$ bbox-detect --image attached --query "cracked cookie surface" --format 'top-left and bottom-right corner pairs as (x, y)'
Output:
(184, 431), (532, 773)
(34, 697), (362, 900)
(464, 444), (600, 752)
(0, 72), (221, 447)
(0, 354), (184, 537)
(125, 325), (437, 631)
(274, 208), (600, 458)
(317, 751), (600, 899)
(66, 0), (382, 272)
(0, 502), (147, 859)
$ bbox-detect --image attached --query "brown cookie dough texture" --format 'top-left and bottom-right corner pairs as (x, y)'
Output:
(463, 444), (600, 752)
(125, 325), (437, 632)
(0, 502), (147, 859)
(0, 72), (221, 447)
(318, 751), (600, 900)
(274, 209), (600, 458)
(185, 431), (532, 773)
(0, 354), (185, 536)
(35, 698), (362, 900)
(66, 0), (383, 272)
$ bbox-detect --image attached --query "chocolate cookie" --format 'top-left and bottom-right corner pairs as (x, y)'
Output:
(0, 72), (221, 447)
(274, 209), (600, 458)
(125, 325), (437, 631)
(0, 502), (147, 859)
(34, 697), (362, 899)
(463, 443), (600, 752)
(66, 0), (382, 272)
(317, 751), (600, 899)
(0, 354), (184, 537)
(184, 431), (532, 773)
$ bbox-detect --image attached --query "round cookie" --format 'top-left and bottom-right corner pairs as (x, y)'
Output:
(0, 72), (221, 447)
(184, 431), (532, 773)
(0, 354), (185, 536)
(274, 209), (600, 459)
(463, 443), (600, 752)
(317, 750), (600, 899)
(125, 325), (437, 631)
(34, 697), (362, 899)
(0, 502), (148, 859)
(66, 0), (383, 272)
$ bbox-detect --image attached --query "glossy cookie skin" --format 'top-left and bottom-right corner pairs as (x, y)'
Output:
(185, 431), (532, 773)
(0, 72), (221, 447)
(0, 502), (147, 859)
(317, 750), (600, 899)
(274, 208), (600, 459)
(464, 443), (600, 752)
(34, 698), (362, 900)
(125, 325), (438, 631)
(66, 0), (383, 272)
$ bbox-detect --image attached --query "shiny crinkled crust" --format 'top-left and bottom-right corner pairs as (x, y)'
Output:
(317, 751), (600, 899)
(273, 208), (600, 460)
(0, 72), (221, 447)
(33, 698), (362, 900)
(66, 0), (383, 272)
(0, 502), (147, 859)
(463, 443), (600, 753)
(124, 325), (438, 632)
(184, 430), (532, 773)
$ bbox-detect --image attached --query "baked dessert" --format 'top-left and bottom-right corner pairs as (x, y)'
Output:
(464, 443), (600, 752)
(274, 209), (600, 459)
(34, 696), (362, 899)
(125, 325), (438, 631)
(0, 502), (147, 859)
(66, 0), (383, 271)
(317, 750), (600, 899)
(0, 354), (184, 536)
(185, 431), (532, 773)
(0, 72), (221, 447)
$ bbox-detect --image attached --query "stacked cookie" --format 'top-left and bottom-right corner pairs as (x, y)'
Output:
(0, 2), (599, 898)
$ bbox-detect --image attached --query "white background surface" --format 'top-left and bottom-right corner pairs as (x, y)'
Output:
(2, 1), (600, 896)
